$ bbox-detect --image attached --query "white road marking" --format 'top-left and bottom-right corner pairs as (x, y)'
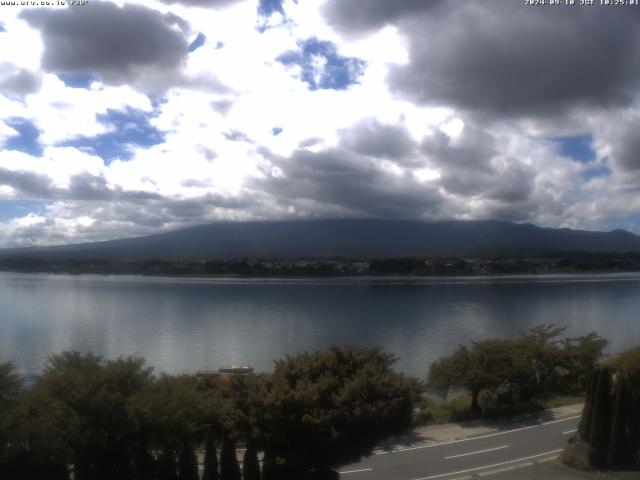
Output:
(562, 429), (577, 435)
(410, 449), (563, 480)
(375, 426), (537, 455)
(541, 415), (581, 425)
(375, 414), (581, 455)
(338, 468), (373, 474)
(444, 445), (509, 460)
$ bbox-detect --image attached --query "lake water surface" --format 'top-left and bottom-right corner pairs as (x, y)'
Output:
(1, 272), (639, 378)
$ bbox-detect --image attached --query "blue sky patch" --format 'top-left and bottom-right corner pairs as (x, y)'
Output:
(188, 33), (206, 53)
(0, 23), (5, 33)
(3, 118), (43, 156)
(59, 108), (165, 163)
(0, 200), (46, 222)
(272, 127), (283, 136)
(277, 37), (366, 91)
(258, 0), (284, 17)
(555, 134), (596, 163)
(57, 74), (94, 89)
(583, 164), (611, 181)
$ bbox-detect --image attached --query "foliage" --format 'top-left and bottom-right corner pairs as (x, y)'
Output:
(220, 433), (241, 480)
(427, 325), (607, 415)
(573, 362), (640, 471)
(202, 435), (219, 480)
(242, 441), (261, 480)
(261, 346), (423, 477)
(177, 446), (199, 480)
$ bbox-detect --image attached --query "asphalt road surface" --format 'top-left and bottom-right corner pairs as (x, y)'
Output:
(338, 413), (581, 480)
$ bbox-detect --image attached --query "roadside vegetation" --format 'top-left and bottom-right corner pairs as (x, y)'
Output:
(562, 346), (640, 472)
(422, 325), (606, 421)
(0, 326), (634, 479)
(0, 346), (421, 480)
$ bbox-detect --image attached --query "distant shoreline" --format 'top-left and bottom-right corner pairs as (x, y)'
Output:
(1, 268), (640, 281)
(1, 251), (640, 278)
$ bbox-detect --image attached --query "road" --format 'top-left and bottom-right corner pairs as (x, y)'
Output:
(338, 413), (581, 480)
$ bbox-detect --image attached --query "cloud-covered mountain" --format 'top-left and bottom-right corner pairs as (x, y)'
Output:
(6, 219), (640, 259)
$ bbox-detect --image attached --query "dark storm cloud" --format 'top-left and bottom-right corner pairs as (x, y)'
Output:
(339, 118), (416, 162)
(255, 147), (442, 218)
(0, 64), (42, 97)
(387, 2), (640, 118)
(20, 2), (190, 89)
(322, 0), (445, 34)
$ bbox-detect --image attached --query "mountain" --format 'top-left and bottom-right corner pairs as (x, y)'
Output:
(3, 219), (640, 260)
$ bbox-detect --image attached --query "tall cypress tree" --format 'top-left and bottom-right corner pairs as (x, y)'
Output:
(220, 433), (241, 480)
(202, 436), (219, 480)
(589, 367), (612, 468)
(242, 441), (260, 480)
(157, 449), (178, 480)
(608, 378), (634, 468)
(177, 446), (199, 480)
(579, 369), (598, 443)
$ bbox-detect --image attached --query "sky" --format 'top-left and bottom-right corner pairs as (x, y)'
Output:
(0, 0), (639, 247)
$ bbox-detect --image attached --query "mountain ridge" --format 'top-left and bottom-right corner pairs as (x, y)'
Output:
(2, 219), (640, 260)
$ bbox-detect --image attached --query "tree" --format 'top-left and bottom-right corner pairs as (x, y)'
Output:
(178, 445), (199, 480)
(514, 324), (567, 398)
(27, 351), (154, 480)
(220, 432), (241, 480)
(428, 340), (515, 414)
(261, 346), (422, 478)
(242, 441), (260, 480)
(0, 362), (22, 462)
(561, 332), (608, 394)
(588, 367), (612, 468)
(202, 434), (219, 480)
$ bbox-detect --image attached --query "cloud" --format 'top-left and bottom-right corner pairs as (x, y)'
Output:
(0, 166), (53, 198)
(339, 118), (416, 162)
(385, 3), (640, 118)
(254, 147), (442, 219)
(322, 0), (444, 34)
(20, 2), (191, 92)
(0, 63), (42, 97)
(159, 0), (242, 6)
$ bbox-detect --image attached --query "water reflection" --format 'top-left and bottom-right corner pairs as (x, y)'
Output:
(1, 272), (639, 378)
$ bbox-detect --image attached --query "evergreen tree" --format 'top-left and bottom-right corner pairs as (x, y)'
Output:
(178, 445), (199, 480)
(157, 449), (178, 480)
(608, 378), (633, 468)
(202, 436), (219, 480)
(579, 370), (598, 443)
(242, 441), (260, 480)
(588, 367), (612, 468)
(220, 433), (241, 480)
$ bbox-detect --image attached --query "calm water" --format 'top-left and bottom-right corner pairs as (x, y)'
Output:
(1, 272), (639, 379)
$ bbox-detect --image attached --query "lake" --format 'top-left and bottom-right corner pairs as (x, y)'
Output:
(1, 272), (639, 379)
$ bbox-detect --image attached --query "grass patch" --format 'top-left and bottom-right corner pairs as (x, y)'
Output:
(415, 393), (584, 427)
